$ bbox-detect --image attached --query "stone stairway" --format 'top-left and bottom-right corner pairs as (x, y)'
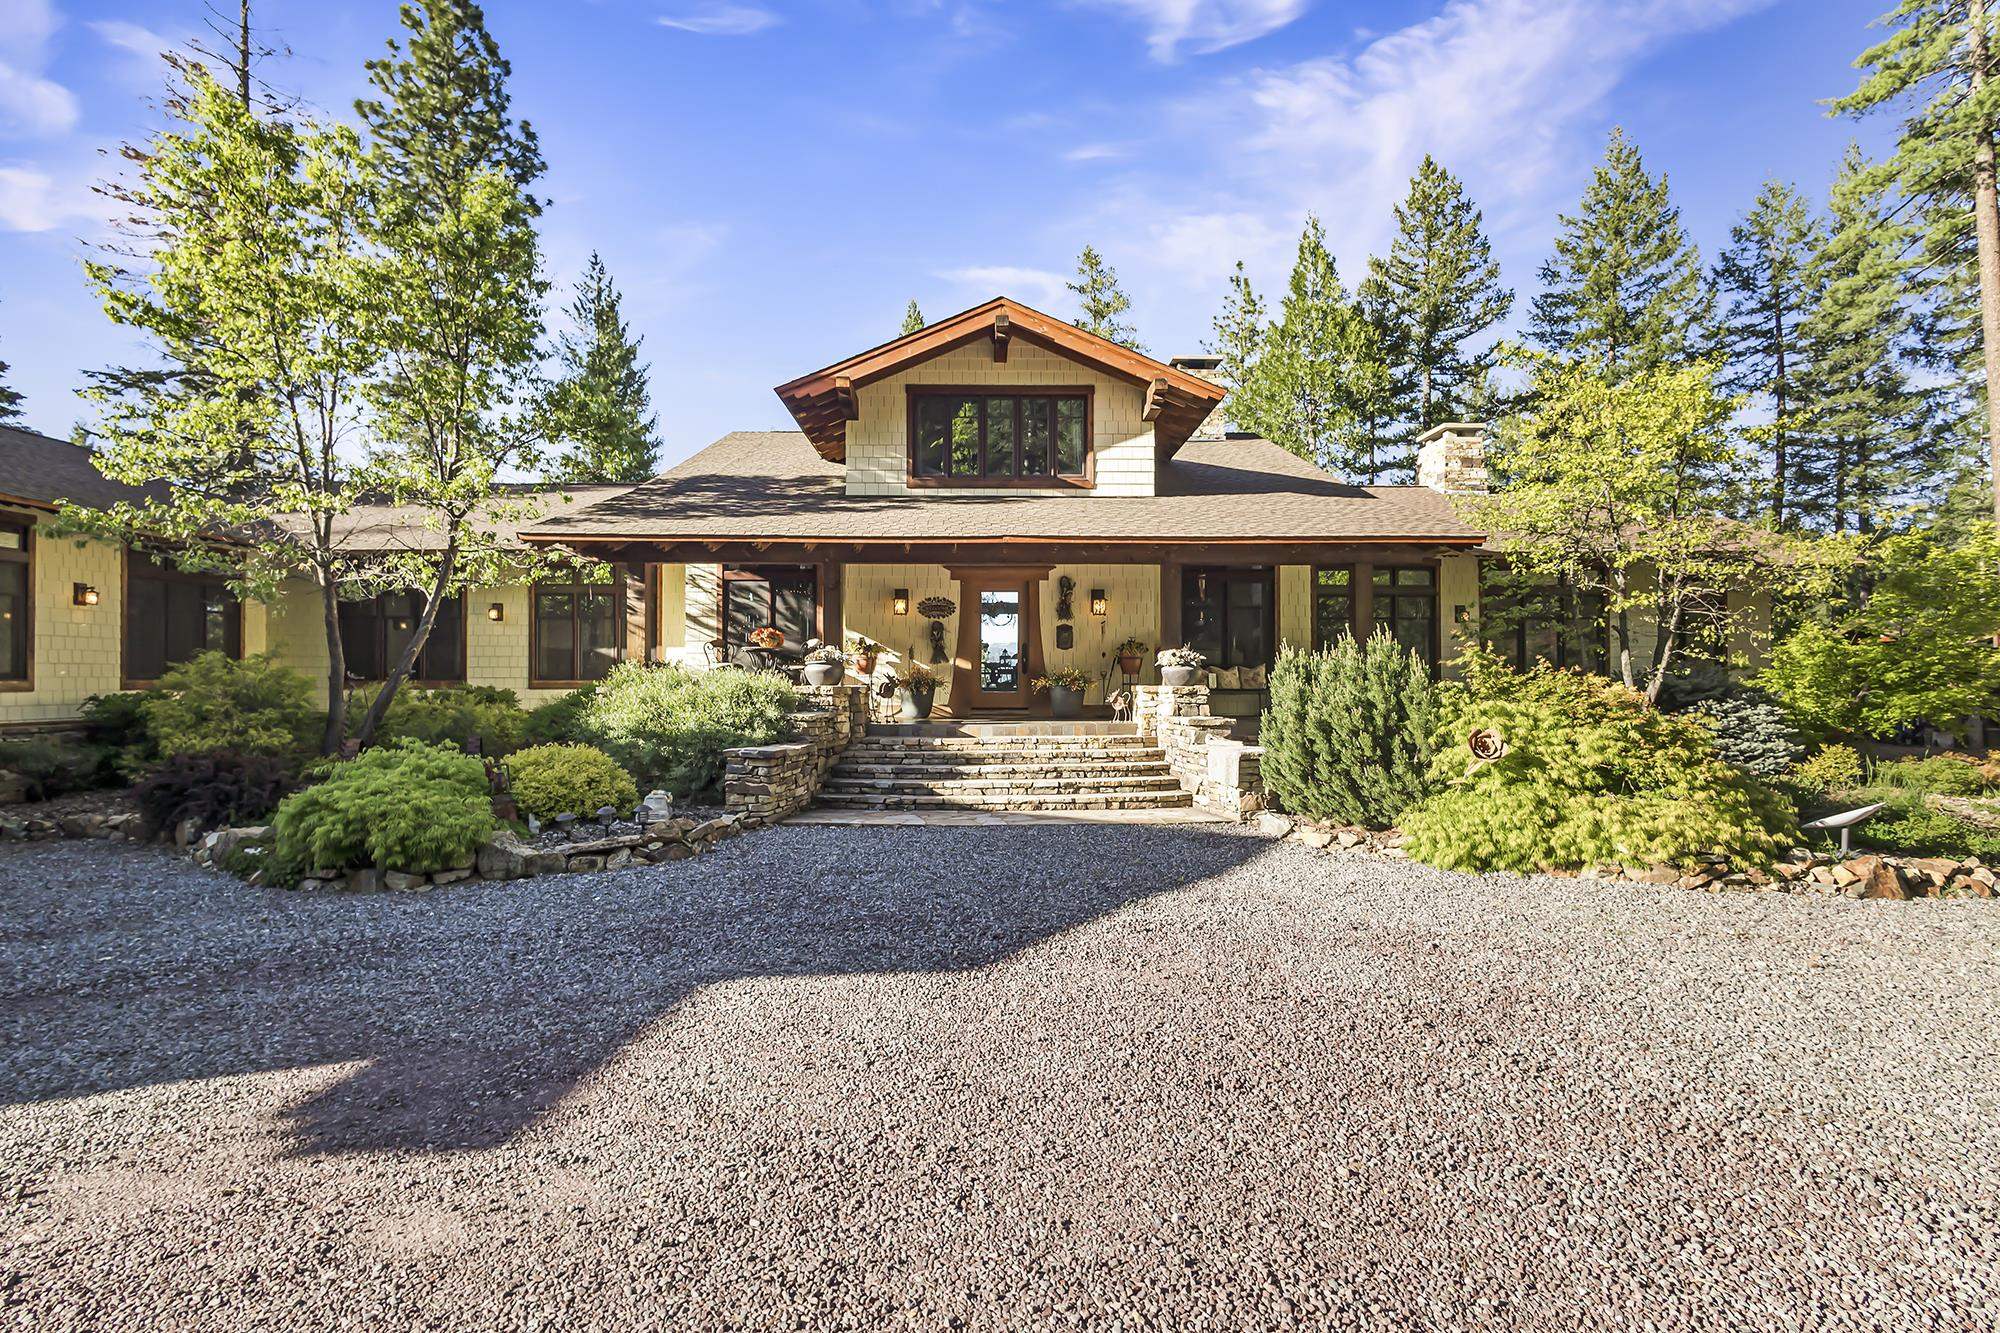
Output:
(818, 721), (1192, 812)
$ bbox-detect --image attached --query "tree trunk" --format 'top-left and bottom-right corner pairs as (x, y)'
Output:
(1771, 282), (1788, 529)
(1971, 0), (2000, 532)
(352, 547), (458, 748)
(318, 571), (347, 755)
(1612, 570), (1637, 691)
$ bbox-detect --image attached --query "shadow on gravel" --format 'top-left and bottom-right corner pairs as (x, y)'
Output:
(0, 824), (1272, 1157)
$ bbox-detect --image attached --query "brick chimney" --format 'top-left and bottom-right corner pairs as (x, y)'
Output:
(1414, 422), (1489, 493)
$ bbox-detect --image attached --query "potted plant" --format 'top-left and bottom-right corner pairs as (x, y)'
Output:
(1033, 666), (1095, 719)
(845, 633), (881, 677)
(1157, 645), (1206, 687)
(894, 663), (938, 720)
(1114, 636), (1147, 676)
(802, 640), (845, 686)
(745, 625), (785, 670)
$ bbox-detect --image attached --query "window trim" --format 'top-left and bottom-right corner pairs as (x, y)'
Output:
(0, 514), (31, 691)
(339, 591), (468, 686)
(528, 575), (627, 689)
(718, 564), (819, 655)
(1310, 563), (1356, 650)
(1181, 565), (1277, 672)
(121, 546), (244, 690)
(1369, 563), (1440, 671)
(904, 385), (1096, 489)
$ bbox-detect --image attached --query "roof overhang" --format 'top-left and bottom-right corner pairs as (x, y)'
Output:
(773, 297), (1228, 465)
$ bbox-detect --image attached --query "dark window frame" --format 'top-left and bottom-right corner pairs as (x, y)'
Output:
(0, 515), (30, 689)
(338, 591), (468, 686)
(1479, 566), (1609, 674)
(719, 564), (819, 656)
(122, 547), (243, 688)
(905, 385), (1095, 489)
(1311, 564), (1356, 650)
(1370, 564), (1440, 670)
(529, 574), (627, 688)
(1181, 566), (1277, 671)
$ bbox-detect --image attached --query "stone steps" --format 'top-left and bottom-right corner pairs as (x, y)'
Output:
(817, 725), (1191, 813)
(815, 789), (1195, 811)
(824, 773), (1186, 796)
(833, 759), (1173, 780)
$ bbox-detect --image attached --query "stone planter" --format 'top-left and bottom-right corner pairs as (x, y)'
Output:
(899, 682), (936, 720)
(1161, 665), (1202, 687)
(803, 661), (844, 686)
(1049, 684), (1084, 719)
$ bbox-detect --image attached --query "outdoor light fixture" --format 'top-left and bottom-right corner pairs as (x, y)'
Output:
(487, 602), (505, 622)
(72, 583), (99, 607)
(1089, 588), (1107, 617)
(892, 588), (910, 616)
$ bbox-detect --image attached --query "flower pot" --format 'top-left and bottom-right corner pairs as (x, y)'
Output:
(854, 653), (877, 677)
(803, 661), (844, 686)
(1117, 654), (1142, 676)
(1049, 684), (1084, 719)
(1161, 665), (1201, 687)
(899, 682), (936, 721)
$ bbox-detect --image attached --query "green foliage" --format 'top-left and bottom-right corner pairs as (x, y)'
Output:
(1259, 635), (1441, 829)
(524, 685), (598, 745)
(1759, 525), (2000, 738)
(541, 252), (659, 484)
(900, 299), (926, 336)
(1843, 790), (2000, 861)
(1401, 667), (1796, 873)
(504, 742), (637, 820)
(133, 751), (300, 836)
(1205, 260), (1266, 423)
(1687, 695), (1802, 777)
(0, 315), (23, 424)
(573, 662), (795, 795)
(79, 691), (159, 777)
(273, 741), (494, 873)
(1068, 245), (1142, 350)
(0, 737), (112, 801)
(359, 683), (529, 754)
(1865, 755), (1987, 798)
(1788, 744), (1863, 796)
(143, 652), (317, 758)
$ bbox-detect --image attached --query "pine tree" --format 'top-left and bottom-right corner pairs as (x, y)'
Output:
(899, 300), (925, 336)
(542, 252), (659, 485)
(1531, 128), (1712, 375)
(1068, 245), (1142, 350)
(1712, 180), (1823, 528)
(0, 322), (22, 425)
(1203, 260), (1265, 430)
(1365, 156), (1513, 473)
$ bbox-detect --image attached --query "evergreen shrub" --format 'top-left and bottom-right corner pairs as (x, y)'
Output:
(272, 742), (494, 873)
(358, 683), (530, 755)
(1866, 754), (1986, 797)
(1688, 695), (1802, 777)
(524, 685), (597, 746)
(79, 690), (159, 779)
(144, 652), (318, 758)
(134, 751), (299, 836)
(505, 743), (637, 821)
(574, 662), (794, 795)
(1259, 634), (1440, 828)
(1787, 744), (1863, 796)
(0, 737), (110, 801)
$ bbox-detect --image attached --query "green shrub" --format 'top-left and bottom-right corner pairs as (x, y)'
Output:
(0, 737), (111, 801)
(1260, 634), (1440, 828)
(1688, 695), (1802, 777)
(272, 741), (494, 873)
(80, 691), (159, 778)
(574, 662), (795, 795)
(1843, 789), (2000, 860)
(504, 742), (638, 821)
(133, 751), (299, 836)
(144, 652), (317, 758)
(1865, 754), (1986, 798)
(357, 683), (530, 755)
(1401, 671), (1797, 874)
(1788, 744), (1863, 796)
(524, 685), (597, 746)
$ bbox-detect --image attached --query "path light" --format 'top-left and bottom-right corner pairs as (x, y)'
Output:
(892, 588), (909, 616)
(72, 583), (99, 607)
(1089, 588), (1107, 617)
(487, 602), (505, 622)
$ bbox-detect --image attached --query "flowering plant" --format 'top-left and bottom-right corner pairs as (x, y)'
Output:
(1032, 667), (1095, 693)
(747, 627), (785, 650)
(1156, 645), (1206, 668)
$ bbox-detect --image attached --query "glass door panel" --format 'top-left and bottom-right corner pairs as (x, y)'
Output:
(979, 589), (1022, 693)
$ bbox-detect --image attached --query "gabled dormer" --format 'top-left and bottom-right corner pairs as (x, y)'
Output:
(774, 297), (1227, 499)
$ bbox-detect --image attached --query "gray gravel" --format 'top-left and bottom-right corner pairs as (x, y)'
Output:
(2, 828), (1996, 1331)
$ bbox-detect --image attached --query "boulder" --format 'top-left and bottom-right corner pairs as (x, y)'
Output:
(209, 825), (272, 866)
(348, 868), (384, 893)
(0, 769), (27, 804)
(568, 854), (605, 873)
(384, 870), (428, 892)
(605, 848), (633, 870)
(58, 814), (102, 839)
(525, 851), (567, 876)
(1254, 812), (1294, 839)
(431, 868), (473, 885)
(1292, 827), (1335, 850)
(1857, 861), (1907, 900)
(476, 831), (533, 881)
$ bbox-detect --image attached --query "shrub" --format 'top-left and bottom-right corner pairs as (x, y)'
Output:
(1260, 635), (1441, 828)
(1788, 744), (1863, 796)
(359, 683), (530, 755)
(1844, 790), (2000, 860)
(0, 737), (110, 801)
(504, 743), (638, 821)
(573, 662), (795, 795)
(1400, 671), (1797, 874)
(1688, 695), (1802, 777)
(272, 741), (495, 873)
(1865, 754), (1987, 798)
(79, 691), (159, 778)
(133, 751), (299, 836)
(524, 685), (597, 746)
(144, 652), (317, 758)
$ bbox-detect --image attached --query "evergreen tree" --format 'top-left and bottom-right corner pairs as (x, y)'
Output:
(542, 252), (659, 485)
(1712, 180), (1823, 528)
(899, 299), (925, 336)
(1365, 156), (1513, 475)
(1067, 245), (1142, 349)
(0, 321), (22, 425)
(1531, 128), (1712, 375)
(1203, 260), (1265, 431)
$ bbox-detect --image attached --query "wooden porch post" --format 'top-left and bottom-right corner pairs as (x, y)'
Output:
(818, 559), (844, 649)
(1159, 559), (1181, 649)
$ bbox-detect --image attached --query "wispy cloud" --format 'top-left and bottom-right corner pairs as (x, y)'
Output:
(0, 162), (98, 232)
(937, 264), (1071, 308)
(656, 5), (781, 36)
(86, 18), (166, 59)
(0, 0), (79, 138)
(1062, 142), (1127, 163)
(1080, 0), (1312, 62)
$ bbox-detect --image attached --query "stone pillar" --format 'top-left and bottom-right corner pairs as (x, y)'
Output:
(1414, 422), (1489, 494)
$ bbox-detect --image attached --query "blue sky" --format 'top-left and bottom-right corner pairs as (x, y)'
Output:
(2, 0), (1894, 467)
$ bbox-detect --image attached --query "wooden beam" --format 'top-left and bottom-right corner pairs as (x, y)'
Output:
(1142, 377), (1169, 422)
(991, 311), (1011, 362)
(832, 375), (860, 420)
(528, 537), (1484, 568)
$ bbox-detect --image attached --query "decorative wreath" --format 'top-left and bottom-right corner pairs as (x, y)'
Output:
(917, 595), (957, 620)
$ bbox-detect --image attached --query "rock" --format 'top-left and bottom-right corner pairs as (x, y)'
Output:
(476, 831), (532, 881)
(58, 814), (103, 839)
(1627, 867), (1681, 886)
(1906, 857), (1960, 887)
(1858, 862), (1907, 900)
(174, 818), (202, 850)
(348, 868), (384, 893)
(297, 878), (324, 893)
(1293, 827), (1335, 849)
(568, 854), (605, 873)
(0, 769), (26, 804)
(209, 825), (272, 866)
(605, 849), (633, 870)
(431, 868), (473, 885)
(1255, 812), (1294, 839)
(384, 870), (428, 892)
(640, 790), (673, 823)
(654, 841), (692, 862)
(1334, 831), (1364, 849)
(0, 817), (26, 840)
(525, 851), (567, 876)
(1770, 861), (1807, 881)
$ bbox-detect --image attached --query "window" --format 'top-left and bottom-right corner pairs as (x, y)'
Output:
(1312, 566), (1354, 648)
(1479, 567), (1607, 673)
(909, 390), (1090, 484)
(339, 592), (465, 683)
(1372, 566), (1437, 666)
(1182, 567), (1274, 670)
(721, 565), (816, 655)
(125, 550), (241, 684)
(0, 517), (27, 684)
(532, 576), (623, 685)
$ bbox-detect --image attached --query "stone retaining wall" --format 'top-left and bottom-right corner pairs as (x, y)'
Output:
(1132, 684), (1265, 819)
(722, 683), (869, 824)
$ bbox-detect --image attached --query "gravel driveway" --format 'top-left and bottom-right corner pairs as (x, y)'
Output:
(3, 828), (1995, 1330)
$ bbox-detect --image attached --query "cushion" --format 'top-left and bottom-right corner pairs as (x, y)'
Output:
(1240, 664), (1267, 689)
(1216, 667), (1241, 690)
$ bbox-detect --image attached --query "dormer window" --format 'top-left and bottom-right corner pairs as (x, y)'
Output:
(907, 388), (1091, 488)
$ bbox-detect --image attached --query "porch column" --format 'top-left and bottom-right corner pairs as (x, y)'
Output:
(1159, 559), (1181, 649)
(818, 559), (844, 648)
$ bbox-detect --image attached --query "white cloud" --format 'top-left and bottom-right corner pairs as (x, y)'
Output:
(0, 163), (98, 232)
(1062, 142), (1127, 163)
(656, 5), (781, 36)
(86, 18), (166, 59)
(937, 265), (1071, 308)
(1080, 0), (1311, 62)
(0, 0), (78, 138)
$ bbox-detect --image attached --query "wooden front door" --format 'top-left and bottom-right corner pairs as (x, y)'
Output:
(948, 567), (1050, 714)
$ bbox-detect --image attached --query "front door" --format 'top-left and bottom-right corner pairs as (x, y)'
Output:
(949, 568), (1050, 714)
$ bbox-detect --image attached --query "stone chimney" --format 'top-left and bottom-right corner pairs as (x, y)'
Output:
(1414, 422), (1489, 493)
(1168, 355), (1231, 440)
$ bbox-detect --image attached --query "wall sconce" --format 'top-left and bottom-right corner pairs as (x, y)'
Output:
(72, 583), (99, 607)
(1453, 604), (1471, 625)
(487, 602), (505, 622)
(1089, 588), (1107, 617)
(892, 587), (910, 616)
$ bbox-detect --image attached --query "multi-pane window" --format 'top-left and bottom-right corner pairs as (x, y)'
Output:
(1371, 566), (1437, 666)
(1312, 566), (1354, 648)
(1479, 568), (1607, 673)
(339, 592), (465, 683)
(0, 518), (27, 683)
(125, 550), (241, 683)
(721, 565), (816, 655)
(1182, 567), (1274, 670)
(532, 577), (622, 685)
(910, 392), (1088, 482)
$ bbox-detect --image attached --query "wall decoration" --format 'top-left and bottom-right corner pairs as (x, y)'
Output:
(917, 595), (957, 665)
(1056, 576), (1075, 622)
(1055, 623), (1075, 650)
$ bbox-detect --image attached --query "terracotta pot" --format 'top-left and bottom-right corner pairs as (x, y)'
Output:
(854, 653), (877, 677)
(1117, 654), (1142, 676)
(803, 661), (844, 686)
(1161, 665), (1201, 687)
(1049, 684), (1084, 719)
